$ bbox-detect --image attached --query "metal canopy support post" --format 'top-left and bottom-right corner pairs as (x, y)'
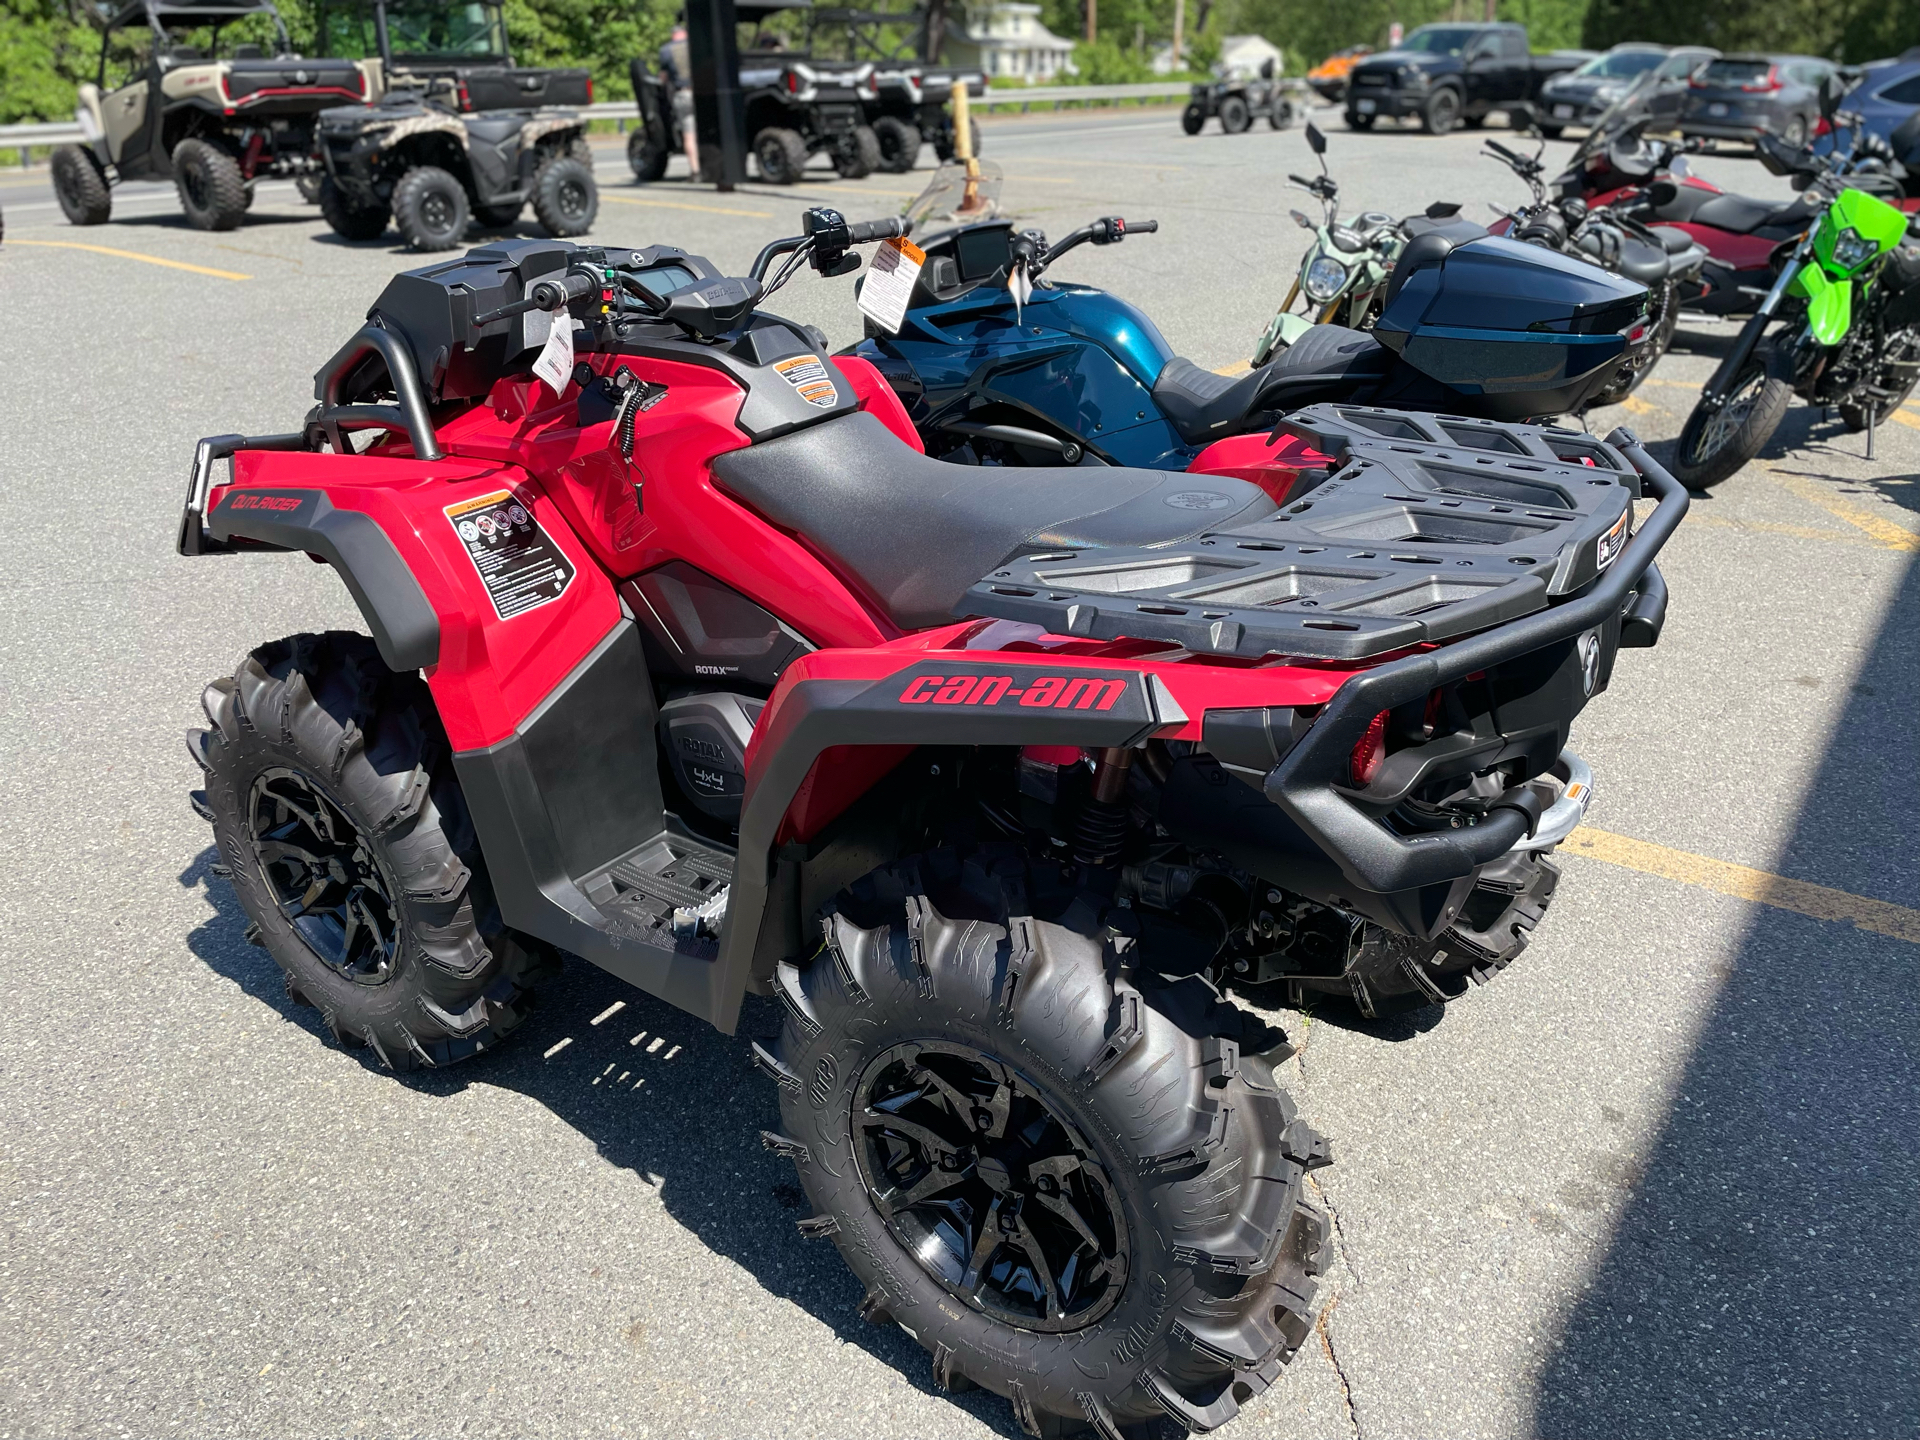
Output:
(688, 0), (748, 190)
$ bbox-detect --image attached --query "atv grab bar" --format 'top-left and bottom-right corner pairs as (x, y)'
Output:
(1262, 430), (1688, 894)
(310, 323), (443, 462)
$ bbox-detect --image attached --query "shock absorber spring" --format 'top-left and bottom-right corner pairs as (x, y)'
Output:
(1072, 747), (1136, 867)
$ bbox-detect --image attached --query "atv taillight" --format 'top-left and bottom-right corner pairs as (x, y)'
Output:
(1350, 710), (1389, 787)
(586, 77), (594, 102)
(785, 71), (800, 93)
(458, 82), (471, 110)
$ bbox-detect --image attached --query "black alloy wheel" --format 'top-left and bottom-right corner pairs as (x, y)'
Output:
(249, 768), (398, 984)
(854, 1040), (1129, 1332)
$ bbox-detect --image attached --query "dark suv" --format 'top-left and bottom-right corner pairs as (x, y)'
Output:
(1681, 53), (1834, 148)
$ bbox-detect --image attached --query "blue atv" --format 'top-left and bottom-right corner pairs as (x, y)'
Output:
(847, 212), (1652, 468)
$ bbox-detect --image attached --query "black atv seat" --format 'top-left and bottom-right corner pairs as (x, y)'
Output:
(465, 115), (529, 144)
(710, 411), (1277, 630)
(1151, 325), (1392, 446)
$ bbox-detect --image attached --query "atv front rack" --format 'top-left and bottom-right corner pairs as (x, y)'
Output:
(964, 406), (1646, 662)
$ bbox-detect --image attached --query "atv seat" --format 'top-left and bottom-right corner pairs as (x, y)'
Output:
(466, 114), (529, 144)
(711, 411), (1277, 629)
(1151, 325), (1393, 446)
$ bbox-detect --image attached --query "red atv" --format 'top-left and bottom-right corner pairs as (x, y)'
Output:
(178, 214), (1685, 1436)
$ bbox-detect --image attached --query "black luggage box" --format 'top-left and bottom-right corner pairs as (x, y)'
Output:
(1376, 235), (1647, 419)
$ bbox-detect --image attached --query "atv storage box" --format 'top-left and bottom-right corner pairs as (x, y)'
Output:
(1374, 235), (1646, 419)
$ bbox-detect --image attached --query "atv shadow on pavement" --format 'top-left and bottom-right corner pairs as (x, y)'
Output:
(1533, 545), (1920, 1437)
(177, 856), (1032, 1436)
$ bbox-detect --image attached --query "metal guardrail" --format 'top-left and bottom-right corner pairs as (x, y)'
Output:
(0, 81), (1196, 159)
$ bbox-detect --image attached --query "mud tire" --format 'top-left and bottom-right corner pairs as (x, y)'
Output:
(391, 165), (470, 250)
(318, 177), (390, 240)
(1219, 95), (1251, 134)
(190, 631), (555, 1071)
(754, 126), (810, 184)
(628, 128), (671, 181)
(51, 145), (111, 225)
(1181, 102), (1206, 135)
(769, 847), (1330, 1437)
(873, 116), (922, 172)
(172, 137), (247, 231)
(531, 153), (597, 237)
(834, 124), (883, 179)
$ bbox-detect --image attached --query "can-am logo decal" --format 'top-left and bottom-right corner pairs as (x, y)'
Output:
(1595, 508), (1630, 571)
(773, 354), (840, 409)
(897, 673), (1130, 710)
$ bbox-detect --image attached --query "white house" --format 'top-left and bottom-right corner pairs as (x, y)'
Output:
(944, 2), (1077, 82)
(1152, 32), (1285, 77)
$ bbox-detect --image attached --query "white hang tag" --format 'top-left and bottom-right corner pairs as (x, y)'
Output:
(530, 309), (575, 397)
(1009, 259), (1032, 325)
(856, 236), (926, 336)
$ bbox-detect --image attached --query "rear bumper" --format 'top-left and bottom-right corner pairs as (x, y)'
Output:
(1261, 430), (1686, 895)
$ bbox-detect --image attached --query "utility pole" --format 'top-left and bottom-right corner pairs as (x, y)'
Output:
(1086, 0), (1096, 45)
(686, 0), (747, 190)
(1172, 0), (1184, 70)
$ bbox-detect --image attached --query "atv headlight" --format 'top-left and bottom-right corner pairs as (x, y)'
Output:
(1829, 226), (1879, 272)
(1303, 254), (1350, 303)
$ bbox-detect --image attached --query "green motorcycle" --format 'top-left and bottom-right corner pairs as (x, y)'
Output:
(1674, 142), (1920, 488)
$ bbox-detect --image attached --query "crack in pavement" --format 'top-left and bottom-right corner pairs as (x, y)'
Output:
(1315, 1293), (1362, 1440)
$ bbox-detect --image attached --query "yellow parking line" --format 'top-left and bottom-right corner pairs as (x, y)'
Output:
(1215, 360), (1252, 377)
(1618, 394), (1659, 416)
(1768, 468), (1920, 552)
(6, 238), (250, 280)
(1891, 408), (1920, 433)
(1638, 376), (1701, 390)
(599, 193), (772, 219)
(738, 181), (924, 200)
(1566, 826), (1920, 945)
(1685, 512), (1882, 547)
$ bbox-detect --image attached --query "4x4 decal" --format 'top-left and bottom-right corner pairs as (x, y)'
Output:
(897, 672), (1130, 710)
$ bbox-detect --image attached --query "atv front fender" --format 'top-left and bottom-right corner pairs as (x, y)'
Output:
(1789, 262), (1852, 347)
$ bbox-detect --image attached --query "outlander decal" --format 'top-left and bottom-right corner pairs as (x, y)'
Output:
(772, 354), (840, 409)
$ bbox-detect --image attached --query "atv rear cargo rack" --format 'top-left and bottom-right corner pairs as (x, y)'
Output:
(962, 406), (1648, 662)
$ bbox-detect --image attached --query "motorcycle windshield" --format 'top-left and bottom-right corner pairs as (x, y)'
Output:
(905, 160), (1005, 226)
(1567, 72), (1663, 169)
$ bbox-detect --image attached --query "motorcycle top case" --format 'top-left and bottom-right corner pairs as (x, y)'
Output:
(1374, 235), (1647, 418)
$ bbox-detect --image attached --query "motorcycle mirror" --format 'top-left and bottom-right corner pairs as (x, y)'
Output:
(1305, 121), (1326, 157)
(1817, 75), (1838, 122)
(1291, 209), (1314, 229)
(1424, 200), (1462, 219)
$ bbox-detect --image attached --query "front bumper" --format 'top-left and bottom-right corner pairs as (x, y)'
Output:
(1347, 88), (1417, 119)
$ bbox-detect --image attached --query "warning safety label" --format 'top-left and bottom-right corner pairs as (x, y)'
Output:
(772, 353), (840, 409)
(444, 490), (575, 621)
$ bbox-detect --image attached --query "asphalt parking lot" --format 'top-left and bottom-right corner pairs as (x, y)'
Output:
(1, 106), (1915, 1439)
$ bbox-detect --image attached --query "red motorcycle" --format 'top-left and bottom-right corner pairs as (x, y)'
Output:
(177, 220), (1685, 1436)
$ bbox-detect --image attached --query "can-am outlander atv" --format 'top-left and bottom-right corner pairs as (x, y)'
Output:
(53, 0), (367, 231)
(176, 213), (1684, 1436)
(309, 0), (596, 248)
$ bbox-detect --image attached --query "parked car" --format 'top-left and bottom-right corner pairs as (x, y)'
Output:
(1306, 45), (1371, 104)
(1344, 23), (1586, 135)
(1681, 53), (1835, 147)
(1819, 49), (1920, 156)
(1538, 44), (1713, 137)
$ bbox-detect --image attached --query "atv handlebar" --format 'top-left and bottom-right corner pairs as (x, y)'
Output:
(1264, 432), (1688, 894)
(472, 271), (596, 328)
(1034, 216), (1158, 274)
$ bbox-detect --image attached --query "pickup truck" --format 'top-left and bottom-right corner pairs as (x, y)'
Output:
(1344, 23), (1586, 135)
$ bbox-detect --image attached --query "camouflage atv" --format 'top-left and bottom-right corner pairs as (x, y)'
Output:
(308, 0), (596, 249)
(53, 0), (366, 231)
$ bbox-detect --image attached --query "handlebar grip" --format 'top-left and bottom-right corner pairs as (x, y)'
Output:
(1128, 219), (1159, 234)
(529, 271), (596, 311)
(1288, 173), (1314, 187)
(848, 216), (908, 244)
